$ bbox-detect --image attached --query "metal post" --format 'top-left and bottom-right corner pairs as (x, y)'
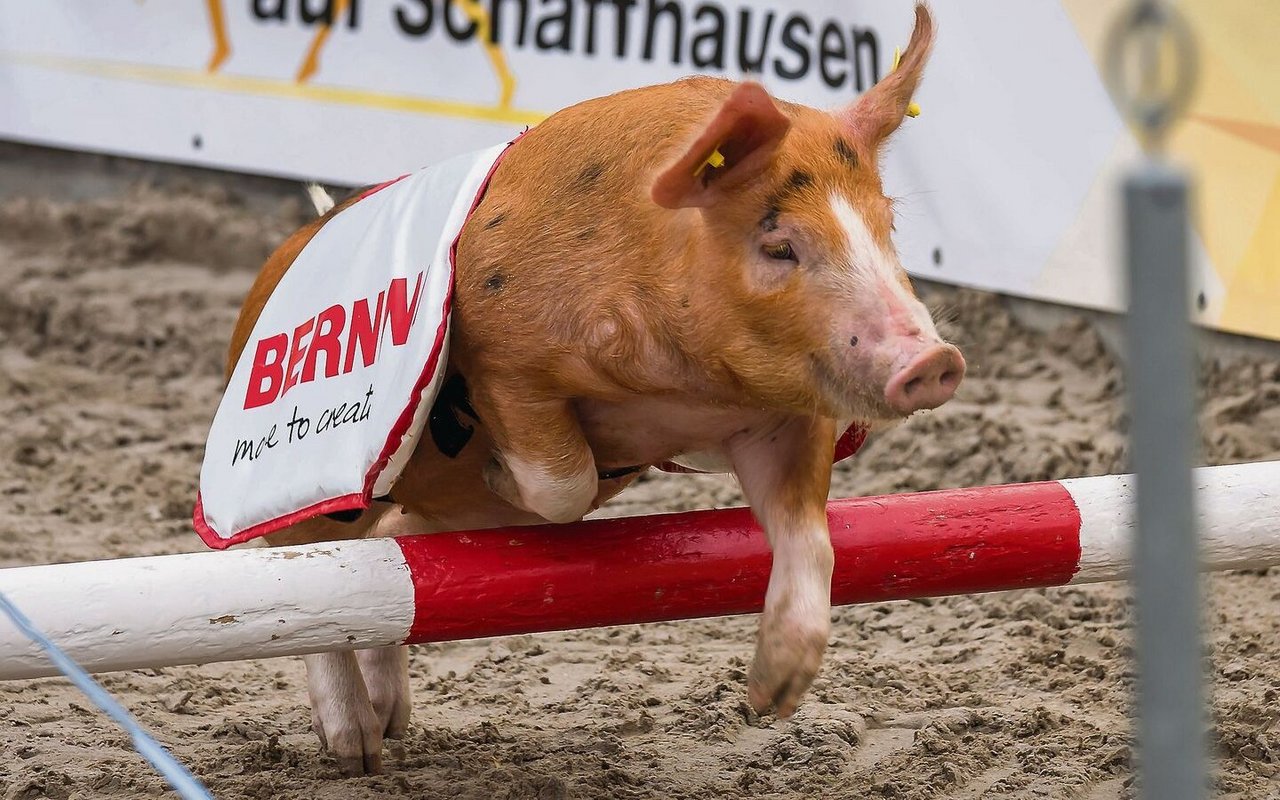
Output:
(1107, 3), (1205, 797)
(1125, 164), (1206, 800)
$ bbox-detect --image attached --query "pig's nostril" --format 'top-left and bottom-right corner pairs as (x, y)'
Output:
(886, 345), (965, 415)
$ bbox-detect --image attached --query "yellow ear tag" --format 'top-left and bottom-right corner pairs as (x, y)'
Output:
(694, 147), (726, 176)
(893, 47), (922, 118)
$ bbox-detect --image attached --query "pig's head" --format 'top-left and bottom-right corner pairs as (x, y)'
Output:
(651, 4), (963, 426)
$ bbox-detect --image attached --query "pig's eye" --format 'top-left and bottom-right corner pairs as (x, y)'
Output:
(762, 242), (797, 262)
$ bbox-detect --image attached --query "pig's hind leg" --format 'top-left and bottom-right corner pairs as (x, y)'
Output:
(349, 506), (428, 741)
(469, 385), (599, 524)
(265, 504), (421, 776)
(303, 650), (385, 775)
(727, 415), (838, 718)
(356, 646), (411, 740)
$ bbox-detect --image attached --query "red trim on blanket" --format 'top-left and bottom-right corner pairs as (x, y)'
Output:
(193, 491), (367, 550)
(357, 174), (410, 201)
(361, 142), (519, 499)
(193, 137), (522, 550)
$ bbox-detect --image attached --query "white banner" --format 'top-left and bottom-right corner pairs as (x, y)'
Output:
(1, 1), (1277, 341)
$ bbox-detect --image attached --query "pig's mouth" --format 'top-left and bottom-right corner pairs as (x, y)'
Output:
(809, 342), (966, 424)
(807, 353), (903, 424)
(811, 339), (968, 430)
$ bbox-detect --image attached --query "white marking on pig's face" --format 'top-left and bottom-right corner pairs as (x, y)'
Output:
(774, 193), (955, 423)
(828, 194), (938, 339)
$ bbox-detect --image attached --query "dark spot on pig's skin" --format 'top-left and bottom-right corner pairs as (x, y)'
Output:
(577, 227), (597, 241)
(785, 170), (813, 192)
(485, 213), (506, 229)
(576, 162), (605, 188)
(835, 138), (859, 168)
(485, 273), (505, 291)
(849, 335), (859, 347)
(762, 172), (813, 224)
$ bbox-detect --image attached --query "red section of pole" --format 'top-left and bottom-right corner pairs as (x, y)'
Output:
(397, 480), (1083, 644)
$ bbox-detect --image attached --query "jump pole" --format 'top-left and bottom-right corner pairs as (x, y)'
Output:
(1, 461), (1276, 681)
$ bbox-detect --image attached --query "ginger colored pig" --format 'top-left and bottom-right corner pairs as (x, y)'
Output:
(227, 3), (961, 775)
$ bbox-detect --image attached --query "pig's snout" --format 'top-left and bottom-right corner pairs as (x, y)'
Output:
(884, 344), (965, 415)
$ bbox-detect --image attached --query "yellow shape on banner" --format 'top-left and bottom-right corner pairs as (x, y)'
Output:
(198, 0), (517, 111)
(0, 51), (545, 127)
(1178, 1), (1279, 123)
(456, 0), (518, 109)
(296, 0), (351, 83)
(204, 0), (230, 73)
(1175, 110), (1279, 293)
(1062, 0), (1280, 340)
(1174, 0), (1280, 338)
(1192, 117), (1280, 154)
(1219, 174), (1280, 337)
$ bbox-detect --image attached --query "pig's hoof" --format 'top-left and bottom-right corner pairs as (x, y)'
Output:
(312, 700), (386, 776)
(747, 618), (830, 718)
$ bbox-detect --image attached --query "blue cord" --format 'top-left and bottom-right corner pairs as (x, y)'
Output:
(0, 590), (215, 800)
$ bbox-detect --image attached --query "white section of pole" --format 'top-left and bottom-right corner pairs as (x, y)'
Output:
(1067, 460), (1280, 584)
(0, 538), (414, 680)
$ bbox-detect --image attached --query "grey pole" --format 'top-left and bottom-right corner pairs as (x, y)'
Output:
(1125, 164), (1206, 800)
(1106, 3), (1206, 798)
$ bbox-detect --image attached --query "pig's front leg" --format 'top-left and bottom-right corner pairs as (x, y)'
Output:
(728, 415), (837, 718)
(470, 386), (598, 524)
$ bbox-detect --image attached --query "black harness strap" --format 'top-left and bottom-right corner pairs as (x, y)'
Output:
(597, 464), (646, 480)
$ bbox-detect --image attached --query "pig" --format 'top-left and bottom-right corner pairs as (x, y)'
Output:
(225, 3), (961, 775)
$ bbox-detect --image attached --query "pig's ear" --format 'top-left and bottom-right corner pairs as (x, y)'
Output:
(651, 82), (791, 209)
(837, 3), (934, 149)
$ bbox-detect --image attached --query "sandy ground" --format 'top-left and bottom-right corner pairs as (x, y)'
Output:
(1, 179), (1279, 800)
